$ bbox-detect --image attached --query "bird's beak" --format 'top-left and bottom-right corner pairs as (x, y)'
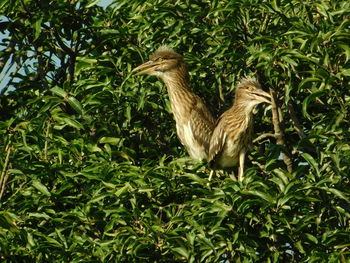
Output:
(254, 89), (272, 104)
(132, 60), (160, 76)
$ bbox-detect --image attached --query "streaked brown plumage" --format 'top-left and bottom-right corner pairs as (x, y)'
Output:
(132, 46), (215, 160)
(208, 77), (271, 181)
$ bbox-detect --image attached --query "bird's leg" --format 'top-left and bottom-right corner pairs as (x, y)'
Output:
(238, 150), (246, 181)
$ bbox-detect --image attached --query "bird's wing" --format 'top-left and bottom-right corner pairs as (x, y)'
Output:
(208, 114), (227, 163)
(189, 97), (216, 156)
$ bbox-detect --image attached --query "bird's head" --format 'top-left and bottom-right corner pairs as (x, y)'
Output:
(235, 77), (271, 105)
(132, 46), (185, 78)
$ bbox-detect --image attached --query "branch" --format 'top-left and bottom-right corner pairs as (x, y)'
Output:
(44, 121), (51, 162)
(51, 26), (75, 57)
(253, 132), (279, 143)
(33, 45), (50, 90)
(52, 27), (76, 83)
(43, 23), (78, 83)
(251, 160), (267, 173)
(269, 88), (293, 173)
(0, 136), (12, 200)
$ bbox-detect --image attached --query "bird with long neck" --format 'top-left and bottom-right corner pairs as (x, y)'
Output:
(208, 77), (271, 181)
(132, 46), (215, 160)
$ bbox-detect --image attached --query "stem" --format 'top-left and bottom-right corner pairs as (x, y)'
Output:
(253, 133), (279, 143)
(0, 138), (12, 200)
(44, 121), (51, 162)
(269, 88), (293, 173)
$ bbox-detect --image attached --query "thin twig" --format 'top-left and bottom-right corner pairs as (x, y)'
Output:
(51, 26), (75, 57)
(0, 138), (12, 200)
(269, 88), (293, 173)
(253, 133), (279, 143)
(44, 121), (51, 162)
(251, 161), (266, 173)
(35, 46), (49, 90)
(165, 204), (185, 231)
(0, 168), (11, 201)
(45, 24), (77, 83)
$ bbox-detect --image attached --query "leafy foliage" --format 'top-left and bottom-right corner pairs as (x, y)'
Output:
(0, 0), (349, 262)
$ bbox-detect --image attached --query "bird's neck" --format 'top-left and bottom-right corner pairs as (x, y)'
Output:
(161, 64), (191, 91)
(233, 100), (258, 115)
(162, 71), (191, 93)
(160, 68), (194, 119)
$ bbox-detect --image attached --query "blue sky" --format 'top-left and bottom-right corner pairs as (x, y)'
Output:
(0, 0), (113, 92)
(98, 0), (113, 8)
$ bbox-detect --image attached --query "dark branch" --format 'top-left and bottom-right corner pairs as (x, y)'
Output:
(269, 88), (293, 173)
(51, 27), (76, 57)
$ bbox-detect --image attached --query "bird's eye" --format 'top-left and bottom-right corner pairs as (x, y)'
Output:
(247, 86), (254, 91)
(155, 57), (163, 62)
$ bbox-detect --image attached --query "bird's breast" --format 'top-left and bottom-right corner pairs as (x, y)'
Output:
(215, 139), (241, 168)
(214, 117), (253, 168)
(176, 121), (207, 160)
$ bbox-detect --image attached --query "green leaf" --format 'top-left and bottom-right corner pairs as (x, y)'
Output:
(0, 212), (17, 230)
(338, 44), (350, 62)
(171, 247), (189, 259)
(86, 0), (100, 8)
(320, 187), (350, 203)
(34, 17), (42, 40)
(99, 137), (122, 145)
(298, 77), (321, 91)
(301, 153), (320, 177)
(67, 96), (83, 115)
(302, 91), (324, 119)
(62, 117), (84, 130)
(305, 233), (318, 244)
(338, 67), (350, 77)
(115, 183), (132, 197)
(8, 169), (24, 175)
(51, 86), (68, 98)
(28, 212), (51, 220)
(32, 180), (51, 196)
(183, 173), (207, 185)
(241, 190), (275, 203)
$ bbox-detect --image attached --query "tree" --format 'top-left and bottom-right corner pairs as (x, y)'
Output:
(0, 0), (349, 262)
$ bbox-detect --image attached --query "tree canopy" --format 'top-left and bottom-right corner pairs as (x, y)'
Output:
(0, 0), (350, 262)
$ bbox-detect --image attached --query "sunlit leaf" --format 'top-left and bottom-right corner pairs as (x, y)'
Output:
(32, 181), (51, 197)
(67, 96), (84, 115)
(51, 86), (68, 98)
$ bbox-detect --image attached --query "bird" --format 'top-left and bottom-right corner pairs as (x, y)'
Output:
(208, 77), (271, 181)
(132, 46), (215, 160)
